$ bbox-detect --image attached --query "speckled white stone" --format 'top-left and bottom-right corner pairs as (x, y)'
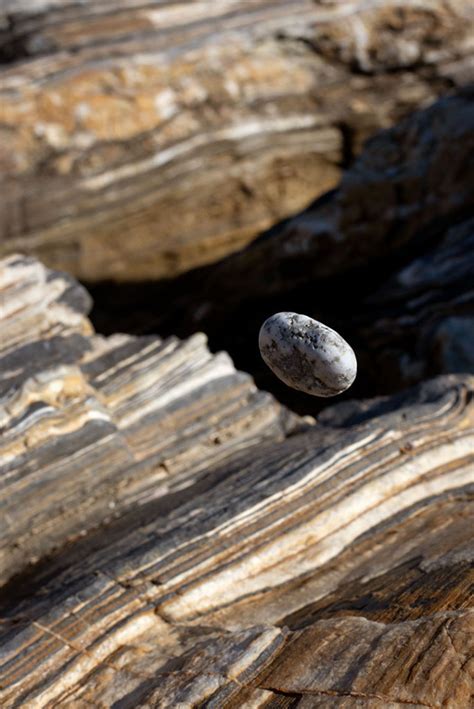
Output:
(259, 312), (357, 397)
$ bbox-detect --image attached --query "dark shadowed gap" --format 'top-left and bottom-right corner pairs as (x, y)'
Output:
(85, 197), (471, 417)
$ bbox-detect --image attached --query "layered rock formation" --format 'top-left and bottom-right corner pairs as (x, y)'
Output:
(98, 88), (473, 411)
(0, 254), (300, 586)
(1, 0), (473, 280)
(0, 256), (473, 706)
(1, 5), (473, 705)
(189, 88), (474, 304)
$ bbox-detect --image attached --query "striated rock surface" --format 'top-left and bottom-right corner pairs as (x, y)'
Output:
(0, 254), (301, 586)
(101, 88), (474, 412)
(353, 214), (474, 392)
(1, 0), (473, 280)
(0, 256), (473, 707)
(196, 88), (474, 303)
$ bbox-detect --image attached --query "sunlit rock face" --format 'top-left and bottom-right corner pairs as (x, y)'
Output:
(1, 0), (472, 281)
(1, 255), (473, 707)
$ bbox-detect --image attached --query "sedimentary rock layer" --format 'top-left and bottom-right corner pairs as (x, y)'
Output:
(0, 256), (473, 707)
(354, 214), (474, 391)
(120, 89), (473, 408)
(0, 254), (300, 586)
(198, 89), (474, 304)
(1, 0), (473, 280)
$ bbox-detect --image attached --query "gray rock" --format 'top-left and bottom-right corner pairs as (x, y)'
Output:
(259, 312), (357, 397)
(431, 316), (474, 374)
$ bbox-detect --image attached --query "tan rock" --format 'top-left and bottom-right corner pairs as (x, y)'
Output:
(0, 0), (472, 280)
(0, 256), (473, 706)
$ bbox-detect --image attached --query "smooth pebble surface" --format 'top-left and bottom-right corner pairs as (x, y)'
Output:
(259, 312), (357, 397)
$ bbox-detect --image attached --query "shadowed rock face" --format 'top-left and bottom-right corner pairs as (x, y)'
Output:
(0, 255), (473, 707)
(190, 89), (474, 305)
(0, 0), (473, 280)
(87, 89), (474, 413)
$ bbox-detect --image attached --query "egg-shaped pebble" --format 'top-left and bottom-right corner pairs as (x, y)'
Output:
(259, 312), (357, 397)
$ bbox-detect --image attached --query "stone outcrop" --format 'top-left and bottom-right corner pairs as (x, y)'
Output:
(0, 254), (300, 586)
(354, 214), (474, 392)
(1, 0), (473, 280)
(106, 89), (472, 410)
(1, 5), (473, 705)
(193, 88), (474, 304)
(0, 255), (473, 706)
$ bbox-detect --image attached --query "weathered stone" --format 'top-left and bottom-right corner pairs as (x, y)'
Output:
(354, 215), (474, 391)
(198, 89), (474, 305)
(112, 90), (473, 412)
(0, 254), (301, 585)
(0, 1), (472, 280)
(0, 257), (473, 707)
(259, 312), (357, 396)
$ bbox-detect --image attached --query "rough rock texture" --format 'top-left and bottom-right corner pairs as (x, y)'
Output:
(0, 256), (473, 707)
(1, 0), (473, 280)
(194, 88), (474, 304)
(0, 254), (301, 586)
(259, 312), (357, 397)
(353, 214), (474, 392)
(100, 89), (474, 412)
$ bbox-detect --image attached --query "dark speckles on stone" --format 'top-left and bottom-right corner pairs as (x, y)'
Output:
(259, 312), (357, 397)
